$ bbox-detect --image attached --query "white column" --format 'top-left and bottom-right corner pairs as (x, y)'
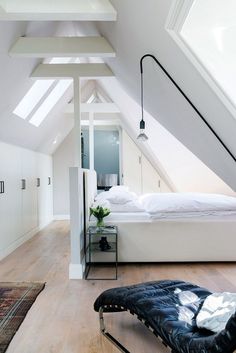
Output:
(69, 77), (83, 279)
(73, 77), (81, 167)
(69, 167), (84, 279)
(89, 112), (94, 170)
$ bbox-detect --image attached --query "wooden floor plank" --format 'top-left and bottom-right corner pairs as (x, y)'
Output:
(0, 220), (236, 353)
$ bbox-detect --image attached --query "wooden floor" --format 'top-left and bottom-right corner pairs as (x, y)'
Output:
(1, 221), (236, 353)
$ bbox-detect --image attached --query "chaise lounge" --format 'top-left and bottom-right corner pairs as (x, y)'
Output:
(94, 280), (236, 353)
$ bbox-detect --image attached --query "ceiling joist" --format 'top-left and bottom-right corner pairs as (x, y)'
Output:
(0, 0), (117, 21)
(31, 63), (114, 80)
(9, 36), (115, 58)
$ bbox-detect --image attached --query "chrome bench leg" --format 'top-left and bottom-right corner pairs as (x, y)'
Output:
(99, 307), (131, 353)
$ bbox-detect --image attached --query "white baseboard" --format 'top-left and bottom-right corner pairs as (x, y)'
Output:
(0, 226), (39, 261)
(38, 216), (54, 231)
(54, 214), (70, 221)
(0, 218), (54, 261)
(69, 263), (84, 279)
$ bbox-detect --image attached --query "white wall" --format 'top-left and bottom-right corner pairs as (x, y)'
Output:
(0, 140), (53, 260)
(53, 131), (74, 218)
(122, 131), (172, 194)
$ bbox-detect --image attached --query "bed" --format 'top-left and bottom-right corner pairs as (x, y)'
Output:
(84, 170), (236, 262)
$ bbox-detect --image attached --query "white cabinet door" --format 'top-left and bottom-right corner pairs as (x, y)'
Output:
(36, 154), (53, 229)
(122, 131), (165, 195)
(0, 143), (22, 255)
(21, 149), (38, 235)
(122, 131), (142, 195)
(142, 154), (161, 194)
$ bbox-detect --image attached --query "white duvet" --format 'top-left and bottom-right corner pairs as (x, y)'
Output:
(93, 190), (236, 217)
(139, 193), (236, 215)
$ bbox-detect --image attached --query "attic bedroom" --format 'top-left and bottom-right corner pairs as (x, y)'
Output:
(0, 1), (236, 353)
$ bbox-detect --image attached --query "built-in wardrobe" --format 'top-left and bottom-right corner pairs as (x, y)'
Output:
(0, 141), (53, 260)
(122, 131), (172, 194)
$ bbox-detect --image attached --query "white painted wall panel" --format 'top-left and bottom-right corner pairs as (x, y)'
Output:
(142, 155), (161, 194)
(21, 149), (38, 235)
(37, 153), (53, 229)
(122, 131), (142, 195)
(0, 141), (53, 260)
(122, 131), (170, 195)
(0, 143), (21, 252)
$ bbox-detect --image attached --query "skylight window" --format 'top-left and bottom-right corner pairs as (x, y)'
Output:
(180, 0), (236, 109)
(29, 79), (72, 127)
(13, 80), (54, 119)
(14, 56), (80, 126)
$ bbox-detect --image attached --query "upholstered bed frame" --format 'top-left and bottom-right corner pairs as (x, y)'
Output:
(83, 170), (236, 262)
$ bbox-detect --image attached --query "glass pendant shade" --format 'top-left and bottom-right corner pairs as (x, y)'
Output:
(137, 129), (148, 141)
(137, 119), (148, 141)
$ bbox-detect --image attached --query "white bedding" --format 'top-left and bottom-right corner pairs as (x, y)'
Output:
(103, 210), (236, 222)
(140, 193), (236, 214)
(105, 212), (151, 222)
(92, 190), (236, 221)
(150, 210), (236, 220)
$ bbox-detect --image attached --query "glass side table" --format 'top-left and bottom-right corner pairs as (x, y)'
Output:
(85, 225), (118, 280)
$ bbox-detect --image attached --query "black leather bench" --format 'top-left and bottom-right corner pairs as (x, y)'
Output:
(94, 280), (236, 353)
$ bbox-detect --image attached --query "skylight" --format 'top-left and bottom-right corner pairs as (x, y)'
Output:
(29, 79), (72, 127)
(180, 0), (236, 109)
(13, 80), (54, 119)
(13, 56), (78, 126)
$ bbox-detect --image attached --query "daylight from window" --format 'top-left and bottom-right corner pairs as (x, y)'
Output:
(180, 0), (236, 108)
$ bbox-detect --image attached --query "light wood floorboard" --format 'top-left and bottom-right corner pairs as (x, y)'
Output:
(1, 221), (236, 353)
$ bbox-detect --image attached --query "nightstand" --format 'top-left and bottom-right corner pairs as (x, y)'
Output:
(85, 225), (118, 280)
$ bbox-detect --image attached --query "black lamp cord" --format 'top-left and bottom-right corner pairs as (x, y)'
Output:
(139, 54), (236, 162)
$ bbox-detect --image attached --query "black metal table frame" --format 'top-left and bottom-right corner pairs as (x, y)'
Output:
(85, 226), (118, 280)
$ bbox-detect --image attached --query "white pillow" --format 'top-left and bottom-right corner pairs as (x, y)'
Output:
(110, 185), (129, 193)
(196, 292), (236, 333)
(92, 199), (110, 209)
(95, 191), (110, 202)
(106, 190), (136, 204)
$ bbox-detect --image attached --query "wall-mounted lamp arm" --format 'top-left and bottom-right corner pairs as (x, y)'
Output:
(140, 54), (236, 162)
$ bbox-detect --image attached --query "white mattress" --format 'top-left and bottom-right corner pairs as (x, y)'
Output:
(104, 210), (236, 223)
(105, 212), (151, 222)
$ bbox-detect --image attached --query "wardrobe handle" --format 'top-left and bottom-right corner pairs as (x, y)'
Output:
(21, 179), (26, 190)
(0, 181), (4, 194)
(37, 178), (40, 187)
(48, 177), (51, 185)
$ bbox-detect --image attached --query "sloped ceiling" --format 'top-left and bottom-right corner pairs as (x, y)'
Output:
(0, 20), (99, 154)
(97, 0), (236, 191)
(0, 1), (235, 193)
(0, 21), (69, 152)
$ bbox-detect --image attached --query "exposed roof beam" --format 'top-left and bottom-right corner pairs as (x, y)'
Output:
(66, 103), (120, 113)
(0, 0), (117, 21)
(9, 36), (115, 58)
(66, 112), (120, 125)
(81, 120), (120, 126)
(31, 63), (114, 80)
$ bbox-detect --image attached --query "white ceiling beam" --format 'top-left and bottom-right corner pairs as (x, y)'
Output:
(0, 0), (117, 21)
(66, 103), (120, 113)
(81, 120), (120, 126)
(31, 63), (114, 80)
(9, 36), (115, 58)
(66, 111), (120, 123)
